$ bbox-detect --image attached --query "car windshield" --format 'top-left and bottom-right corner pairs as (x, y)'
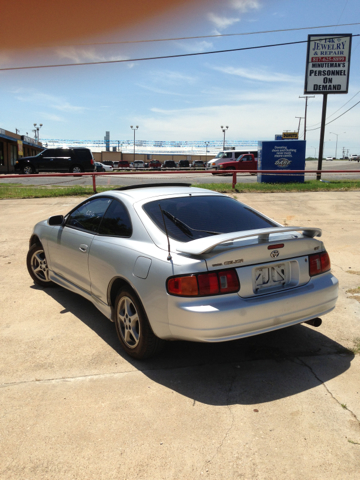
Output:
(143, 195), (277, 242)
(215, 153), (225, 158)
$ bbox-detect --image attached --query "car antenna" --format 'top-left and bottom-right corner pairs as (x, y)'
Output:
(158, 204), (172, 261)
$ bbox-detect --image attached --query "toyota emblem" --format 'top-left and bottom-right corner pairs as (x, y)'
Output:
(270, 250), (279, 258)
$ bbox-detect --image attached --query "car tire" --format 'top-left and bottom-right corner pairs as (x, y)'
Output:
(71, 165), (83, 173)
(22, 164), (35, 174)
(114, 288), (164, 359)
(26, 243), (54, 288)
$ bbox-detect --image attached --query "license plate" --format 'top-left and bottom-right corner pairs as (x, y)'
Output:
(255, 263), (287, 291)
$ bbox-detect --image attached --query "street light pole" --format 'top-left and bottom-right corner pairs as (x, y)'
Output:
(330, 132), (345, 159)
(311, 146), (317, 158)
(204, 141), (210, 157)
(130, 125), (139, 163)
(220, 126), (228, 150)
(33, 123), (43, 142)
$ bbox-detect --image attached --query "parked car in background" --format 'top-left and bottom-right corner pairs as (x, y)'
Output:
(177, 160), (190, 168)
(206, 149), (258, 169)
(148, 160), (161, 169)
(214, 153), (258, 175)
(102, 160), (117, 168)
(95, 162), (113, 172)
(161, 160), (177, 169)
(325, 157), (334, 161)
(118, 160), (130, 168)
(15, 147), (95, 174)
(350, 154), (359, 161)
(191, 160), (205, 168)
(132, 160), (145, 169)
(26, 183), (338, 360)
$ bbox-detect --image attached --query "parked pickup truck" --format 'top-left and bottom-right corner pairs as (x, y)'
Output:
(213, 153), (257, 174)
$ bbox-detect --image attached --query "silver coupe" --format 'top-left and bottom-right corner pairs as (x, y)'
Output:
(26, 184), (339, 359)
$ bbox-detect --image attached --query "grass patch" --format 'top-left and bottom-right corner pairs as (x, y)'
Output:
(196, 179), (360, 193)
(0, 184), (119, 199)
(1, 179), (360, 199)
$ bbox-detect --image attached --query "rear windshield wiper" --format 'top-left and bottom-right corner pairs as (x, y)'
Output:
(162, 210), (221, 236)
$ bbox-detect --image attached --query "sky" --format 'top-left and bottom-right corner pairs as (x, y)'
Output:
(1, 0), (360, 158)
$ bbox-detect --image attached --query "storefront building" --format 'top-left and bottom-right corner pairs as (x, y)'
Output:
(0, 128), (43, 173)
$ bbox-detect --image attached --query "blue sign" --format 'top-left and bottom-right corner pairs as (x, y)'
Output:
(258, 140), (306, 183)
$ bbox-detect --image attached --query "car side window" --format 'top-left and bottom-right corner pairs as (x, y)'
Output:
(98, 200), (132, 237)
(66, 197), (112, 233)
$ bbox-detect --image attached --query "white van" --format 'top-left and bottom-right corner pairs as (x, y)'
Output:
(206, 149), (258, 169)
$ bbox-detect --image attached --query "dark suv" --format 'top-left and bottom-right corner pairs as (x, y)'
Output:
(161, 160), (177, 169)
(177, 160), (190, 168)
(15, 148), (95, 174)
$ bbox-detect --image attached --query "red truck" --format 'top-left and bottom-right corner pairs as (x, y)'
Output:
(213, 153), (257, 174)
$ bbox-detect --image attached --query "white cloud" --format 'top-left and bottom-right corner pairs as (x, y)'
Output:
(149, 70), (198, 85)
(13, 90), (87, 114)
(55, 47), (127, 64)
(210, 65), (302, 83)
(175, 40), (214, 54)
(135, 84), (191, 96)
(207, 13), (240, 31)
(38, 113), (66, 122)
(230, 0), (262, 13)
(207, 0), (261, 32)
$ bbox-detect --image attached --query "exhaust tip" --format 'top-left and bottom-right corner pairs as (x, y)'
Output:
(305, 318), (322, 327)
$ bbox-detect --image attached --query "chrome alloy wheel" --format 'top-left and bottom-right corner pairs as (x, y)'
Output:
(117, 295), (140, 349)
(72, 166), (82, 173)
(30, 249), (50, 282)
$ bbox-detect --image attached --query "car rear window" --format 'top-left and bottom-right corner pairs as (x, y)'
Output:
(143, 195), (277, 242)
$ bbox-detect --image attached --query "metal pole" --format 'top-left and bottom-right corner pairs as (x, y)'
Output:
(130, 126), (139, 163)
(299, 96), (314, 140)
(221, 126), (228, 150)
(317, 94), (328, 181)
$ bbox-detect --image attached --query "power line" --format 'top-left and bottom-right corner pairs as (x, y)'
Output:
(307, 90), (360, 128)
(307, 100), (360, 131)
(1, 35), (359, 72)
(60, 22), (360, 47)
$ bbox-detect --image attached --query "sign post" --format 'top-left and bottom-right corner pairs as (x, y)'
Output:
(304, 34), (352, 179)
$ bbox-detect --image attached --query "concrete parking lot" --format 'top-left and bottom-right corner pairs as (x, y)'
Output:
(0, 191), (359, 480)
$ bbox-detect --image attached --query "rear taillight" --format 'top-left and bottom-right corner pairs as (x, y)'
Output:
(91, 158), (94, 165)
(309, 252), (331, 276)
(167, 269), (240, 297)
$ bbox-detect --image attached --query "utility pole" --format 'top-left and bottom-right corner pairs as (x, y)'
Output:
(299, 95), (315, 140)
(295, 116), (304, 135)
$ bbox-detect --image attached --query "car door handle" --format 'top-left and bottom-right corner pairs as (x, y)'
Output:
(79, 244), (88, 253)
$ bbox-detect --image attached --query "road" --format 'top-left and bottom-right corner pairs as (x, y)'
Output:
(1, 160), (360, 189)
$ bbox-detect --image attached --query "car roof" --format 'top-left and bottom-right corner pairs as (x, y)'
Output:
(95, 184), (221, 203)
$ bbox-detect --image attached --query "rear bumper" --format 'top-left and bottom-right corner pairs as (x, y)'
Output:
(166, 272), (338, 342)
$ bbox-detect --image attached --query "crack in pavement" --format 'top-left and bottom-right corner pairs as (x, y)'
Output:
(294, 356), (360, 426)
(197, 371), (237, 478)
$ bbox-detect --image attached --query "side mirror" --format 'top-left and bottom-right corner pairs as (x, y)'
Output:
(48, 215), (64, 226)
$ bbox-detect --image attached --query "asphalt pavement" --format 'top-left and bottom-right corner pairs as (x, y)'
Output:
(0, 191), (360, 480)
(1, 160), (360, 189)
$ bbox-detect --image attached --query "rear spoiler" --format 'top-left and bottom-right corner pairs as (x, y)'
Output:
(176, 226), (322, 255)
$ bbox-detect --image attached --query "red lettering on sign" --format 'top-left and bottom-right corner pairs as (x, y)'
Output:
(311, 56), (346, 62)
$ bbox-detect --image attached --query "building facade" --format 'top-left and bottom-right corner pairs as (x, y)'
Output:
(0, 128), (43, 173)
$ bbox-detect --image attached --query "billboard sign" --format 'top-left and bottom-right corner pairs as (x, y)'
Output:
(304, 34), (352, 94)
